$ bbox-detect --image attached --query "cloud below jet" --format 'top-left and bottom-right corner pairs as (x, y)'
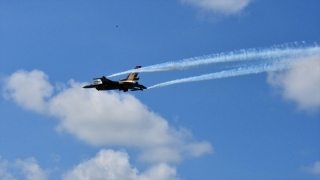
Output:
(3, 70), (212, 163)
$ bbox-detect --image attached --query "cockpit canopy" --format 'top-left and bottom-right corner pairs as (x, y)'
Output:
(92, 79), (102, 85)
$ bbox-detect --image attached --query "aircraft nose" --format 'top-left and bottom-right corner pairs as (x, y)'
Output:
(83, 85), (92, 88)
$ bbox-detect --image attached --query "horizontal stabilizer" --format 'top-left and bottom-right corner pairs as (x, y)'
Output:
(131, 88), (143, 91)
(138, 84), (147, 89)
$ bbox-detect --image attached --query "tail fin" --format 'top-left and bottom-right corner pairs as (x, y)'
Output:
(122, 66), (141, 81)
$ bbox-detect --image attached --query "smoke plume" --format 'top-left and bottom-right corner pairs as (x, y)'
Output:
(108, 44), (320, 77)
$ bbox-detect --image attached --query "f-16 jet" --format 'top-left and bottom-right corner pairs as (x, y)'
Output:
(83, 66), (147, 92)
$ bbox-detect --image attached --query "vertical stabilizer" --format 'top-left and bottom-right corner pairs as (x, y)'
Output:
(122, 66), (141, 81)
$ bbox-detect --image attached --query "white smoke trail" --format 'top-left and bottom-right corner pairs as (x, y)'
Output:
(108, 44), (320, 77)
(147, 61), (290, 89)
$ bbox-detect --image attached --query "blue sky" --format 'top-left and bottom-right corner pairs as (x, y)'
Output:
(1, 0), (320, 179)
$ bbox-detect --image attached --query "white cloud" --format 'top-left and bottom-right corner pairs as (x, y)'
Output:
(138, 163), (178, 180)
(0, 157), (47, 180)
(267, 55), (320, 112)
(15, 158), (48, 180)
(181, 0), (253, 15)
(3, 70), (53, 113)
(0, 158), (16, 180)
(0, 150), (178, 180)
(302, 161), (320, 177)
(63, 149), (179, 180)
(3, 70), (212, 163)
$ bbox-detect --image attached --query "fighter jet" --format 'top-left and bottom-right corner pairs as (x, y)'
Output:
(83, 66), (147, 92)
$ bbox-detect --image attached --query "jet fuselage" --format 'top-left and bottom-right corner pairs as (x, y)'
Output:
(83, 67), (146, 92)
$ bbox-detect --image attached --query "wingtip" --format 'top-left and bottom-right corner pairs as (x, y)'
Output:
(135, 66), (142, 69)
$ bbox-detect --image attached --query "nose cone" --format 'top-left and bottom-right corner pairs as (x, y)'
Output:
(83, 84), (94, 88)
